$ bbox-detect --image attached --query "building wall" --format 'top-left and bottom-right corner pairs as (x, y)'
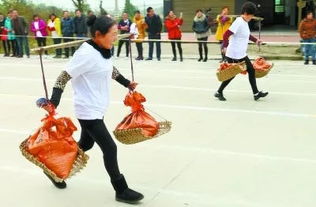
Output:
(170, 0), (235, 32)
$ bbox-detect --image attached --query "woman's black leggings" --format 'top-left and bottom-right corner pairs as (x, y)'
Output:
(170, 39), (183, 58)
(197, 37), (208, 58)
(78, 119), (121, 181)
(217, 56), (259, 94)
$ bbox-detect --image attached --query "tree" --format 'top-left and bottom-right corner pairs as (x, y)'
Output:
(71, 0), (90, 13)
(99, 0), (107, 15)
(123, 0), (138, 18)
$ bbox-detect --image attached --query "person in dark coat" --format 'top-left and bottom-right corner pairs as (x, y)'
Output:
(145, 7), (162, 61)
(61, 11), (75, 58)
(74, 9), (88, 38)
(11, 10), (30, 58)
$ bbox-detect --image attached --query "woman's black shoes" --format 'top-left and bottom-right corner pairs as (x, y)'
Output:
(214, 92), (226, 101)
(111, 174), (144, 204)
(198, 57), (203, 62)
(44, 172), (67, 189)
(116, 188), (144, 204)
(254, 91), (269, 101)
(172, 57), (177, 61)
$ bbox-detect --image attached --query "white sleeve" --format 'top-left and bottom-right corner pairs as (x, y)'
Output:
(66, 50), (96, 79)
(228, 17), (241, 34)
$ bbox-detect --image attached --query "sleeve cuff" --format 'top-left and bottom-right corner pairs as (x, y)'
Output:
(115, 75), (131, 88)
(50, 87), (63, 108)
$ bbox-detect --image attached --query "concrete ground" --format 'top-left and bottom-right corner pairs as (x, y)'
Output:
(0, 55), (316, 207)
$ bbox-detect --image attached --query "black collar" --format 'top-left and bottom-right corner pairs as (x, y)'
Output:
(87, 40), (112, 59)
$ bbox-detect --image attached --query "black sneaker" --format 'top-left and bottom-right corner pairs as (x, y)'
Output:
(214, 92), (226, 101)
(172, 57), (177, 61)
(304, 60), (309, 65)
(145, 57), (153, 61)
(254, 91), (269, 101)
(313, 60), (316, 65)
(116, 188), (144, 204)
(198, 57), (203, 62)
(44, 172), (67, 189)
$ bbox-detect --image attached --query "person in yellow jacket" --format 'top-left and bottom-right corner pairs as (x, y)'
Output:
(215, 7), (232, 62)
(133, 10), (147, 60)
(47, 13), (62, 58)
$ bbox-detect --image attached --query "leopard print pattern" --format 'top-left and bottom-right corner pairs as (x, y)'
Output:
(112, 66), (121, 80)
(54, 71), (72, 90)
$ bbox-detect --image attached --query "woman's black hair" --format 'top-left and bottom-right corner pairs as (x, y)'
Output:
(241, 1), (257, 15)
(49, 13), (56, 19)
(134, 10), (140, 14)
(33, 14), (39, 19)
(87, 15), (116, 38)
(196, 9), (203, 14)
(147, 7), (153, 13)
(306, 10), (314, 17)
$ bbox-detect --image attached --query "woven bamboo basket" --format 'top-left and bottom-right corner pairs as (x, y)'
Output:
(113, 121), (172, 145)
(216, 62), (247, 82)
(20, 138), (89, 183)
(255, 63), (274, 78)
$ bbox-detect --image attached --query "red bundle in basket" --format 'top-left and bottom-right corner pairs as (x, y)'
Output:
(218, 62), (231, 71)
(115, 91), (159, 137)
(253, 57), (272, 71)
(22, 114), (79, 180)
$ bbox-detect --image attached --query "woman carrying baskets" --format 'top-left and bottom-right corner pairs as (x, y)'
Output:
(37, 16), (144, 204)
(214, 2), (268, 101)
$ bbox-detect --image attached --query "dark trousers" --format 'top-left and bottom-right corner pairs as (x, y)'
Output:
(117, 39), (129, 57)
(16, 36), (30, 57)
(9, 39), (17, 56)
(218, 56), (259, 94)
(63, 37), (75, 57)
(2, 40), (10, 55)
(53, 38), (62, 56)
(36, 37), (48, 55)
(197, 37), (208, 59)
(219, 41), (225, 61)
(78, 119), (121, 180)
(148, 34), (161, 59)
(136, 42), (143, 58)
(170, 39), (183, 58)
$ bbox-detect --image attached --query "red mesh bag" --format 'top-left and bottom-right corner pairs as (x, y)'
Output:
(115, 91), (159, 137)
(20, 112), (88, 182)
(113, 91), (171, 144)
(253, 57), (274, 78)
(253, 57), (273, 71)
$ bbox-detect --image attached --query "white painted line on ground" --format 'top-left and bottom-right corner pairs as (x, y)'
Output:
(0, 76), (315, 96)
(140, 85), (316, 97)
(0, 93), (315, 118)
(152, 144), (316, 164)
(145, 103), (316, 118)
(1, 128), (316, 164)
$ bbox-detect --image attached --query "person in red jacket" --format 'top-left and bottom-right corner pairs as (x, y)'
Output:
(165, 10), (183, 61)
